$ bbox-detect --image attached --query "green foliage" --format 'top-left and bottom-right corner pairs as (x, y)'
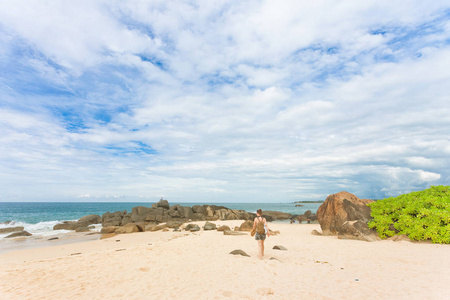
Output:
(368, 185), (450, 244)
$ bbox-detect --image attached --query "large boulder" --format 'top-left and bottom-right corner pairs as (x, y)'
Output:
(217, 225), (231, 232)
(102, 211), (127, 227)
(101, 226), (118, 234)
(165, 220), (185, 228)
(317, 191), (377, 241)
(145, 224), (167, 231)
(6, 231), (32, 238)
(203, 222), (217, 230)
(192, 205), (206, 215)
(0, 226), (24, 234)
(53, 221), (87, 231)
(78, 214), (101, 225)
(115, 223), (141, 234)
(239, 220), (254, 232)
(178, 206), (193, 220)
(156, 199), (170, 210)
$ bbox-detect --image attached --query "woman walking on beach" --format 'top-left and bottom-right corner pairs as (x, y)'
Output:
(253, 209), (270, 259)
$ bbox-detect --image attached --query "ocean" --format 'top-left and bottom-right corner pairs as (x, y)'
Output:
(0, 202), (322, 240)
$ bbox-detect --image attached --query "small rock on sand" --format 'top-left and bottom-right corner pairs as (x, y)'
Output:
(229, 249), (250, 257)
(273, 245), (287, 251)
(224, 230), (246, 236)
(311, 229), (322, 236)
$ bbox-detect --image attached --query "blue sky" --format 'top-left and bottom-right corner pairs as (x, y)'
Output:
(0, 1), (449, 202)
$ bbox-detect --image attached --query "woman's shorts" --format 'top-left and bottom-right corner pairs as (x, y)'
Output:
(255, 232), (266, 240)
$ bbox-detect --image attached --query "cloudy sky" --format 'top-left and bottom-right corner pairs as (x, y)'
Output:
(0, 1), (449, 203)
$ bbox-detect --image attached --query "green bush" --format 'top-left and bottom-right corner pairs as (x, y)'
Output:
(368, 185), (450, 244)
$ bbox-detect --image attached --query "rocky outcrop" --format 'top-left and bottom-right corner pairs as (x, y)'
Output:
(100, 201), (256, 228)
(6, 231), (32, 238)
(0, 226), (24, 234)
(317, 191), (378, 241)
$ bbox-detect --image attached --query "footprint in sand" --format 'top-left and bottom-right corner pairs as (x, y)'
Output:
(222, 291), (233, 297)
(257, 288), (274, 296)
(139, 267), (150, 272)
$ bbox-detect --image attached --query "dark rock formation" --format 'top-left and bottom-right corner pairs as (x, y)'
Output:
(0, 226), (24, 234)
(6, 230), (32, 238)
(317, 191), (379, 241)
(99, 201), (256, 229)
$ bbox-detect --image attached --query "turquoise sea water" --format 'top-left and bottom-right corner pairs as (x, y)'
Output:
(0, 201), (321, 239)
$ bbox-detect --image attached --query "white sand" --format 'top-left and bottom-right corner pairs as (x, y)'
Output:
(0, 221), (449, 299)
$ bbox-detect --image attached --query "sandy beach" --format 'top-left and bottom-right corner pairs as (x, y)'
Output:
(0, 221), (449, 300)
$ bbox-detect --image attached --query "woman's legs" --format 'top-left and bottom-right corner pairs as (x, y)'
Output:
(257, 240), (262, 259)
(257, 240), (265, 259)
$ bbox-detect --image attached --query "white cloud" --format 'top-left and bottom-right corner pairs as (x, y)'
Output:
(0, 1), (449, 202)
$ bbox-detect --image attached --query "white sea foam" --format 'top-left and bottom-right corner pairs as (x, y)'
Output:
(0, 220), (79, 240)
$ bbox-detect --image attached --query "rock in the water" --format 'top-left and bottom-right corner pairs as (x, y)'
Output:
(239, 220), (254, 232)
(0, 226), (24, 234)
(273, 245), (287, 251)
(223, 230), (246, 236)
(75, 227), (90, 232)
(311, 229), (322, 236)
(115, 223), (141, 234)
(6, 231), (32, 238)
(203, 221), (217, 230)
(217, 225), (231, 232)
(317, 191), (377, 241)
(229, 249), (250, 257)
(263, 211), (293, 220)
(78, 214), (101, 225)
